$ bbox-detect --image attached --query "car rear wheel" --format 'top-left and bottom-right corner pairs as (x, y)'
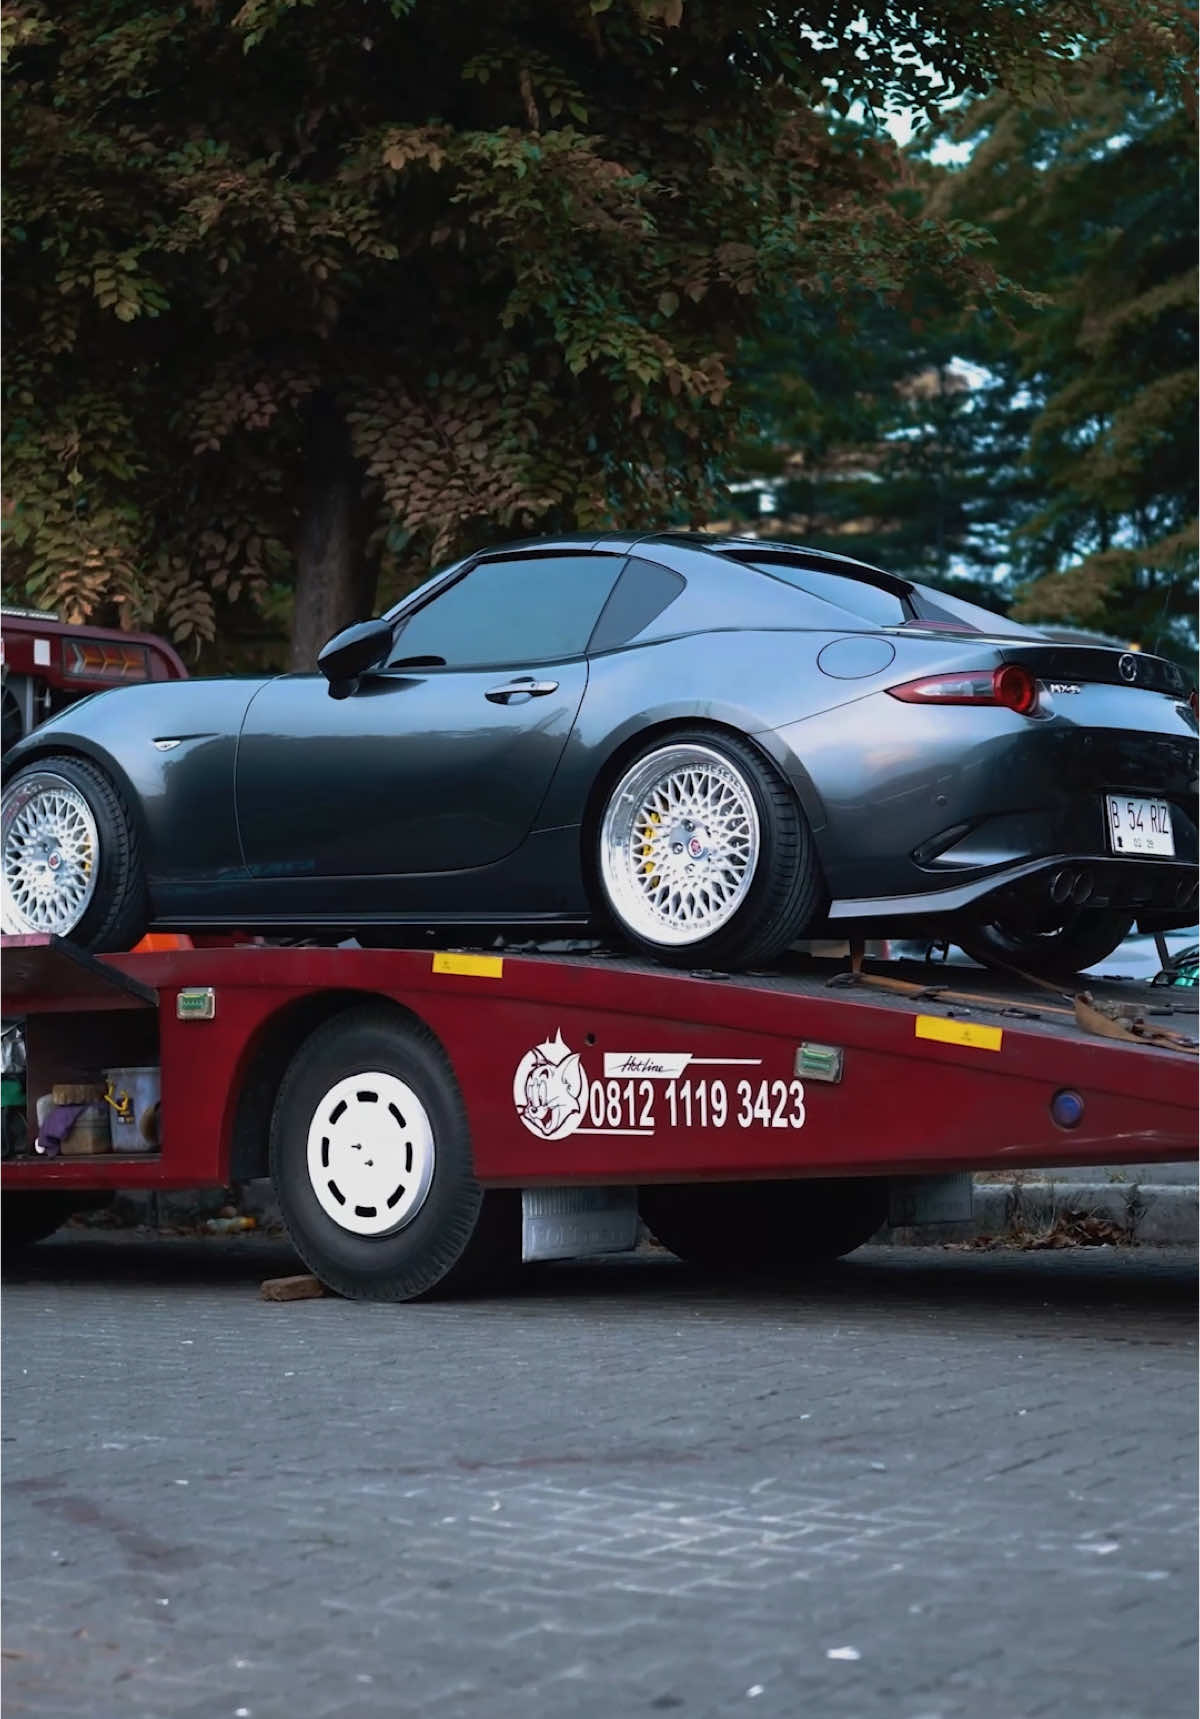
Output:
(269, 1006), (519, 1301)
(640, 1179), (888, 1272)
(957, 909), (1134, 978)
(597, 731), (823, 969)
(1, 754), (148, 950)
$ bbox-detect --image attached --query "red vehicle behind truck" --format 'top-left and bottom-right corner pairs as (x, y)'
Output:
(2, 933), (1195, 1298)
(1, 606), (187, 756)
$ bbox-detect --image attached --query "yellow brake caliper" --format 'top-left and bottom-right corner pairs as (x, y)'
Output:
(640, 810), (661, 887)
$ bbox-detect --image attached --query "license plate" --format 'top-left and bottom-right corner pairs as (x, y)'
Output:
(1106, 794), (1175, 857)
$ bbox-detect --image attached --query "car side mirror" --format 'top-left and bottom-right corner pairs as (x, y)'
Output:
(317, 618), (393, 697)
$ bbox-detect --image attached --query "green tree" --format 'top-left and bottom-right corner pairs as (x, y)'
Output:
(2, 0), (1181, 667)
(721, 34), (1196, 656)
(723, 286), (1036, 593)
(926, 50), (1198, 654)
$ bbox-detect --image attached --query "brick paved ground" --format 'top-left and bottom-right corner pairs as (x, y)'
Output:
(2, 1237), (1196, 1719)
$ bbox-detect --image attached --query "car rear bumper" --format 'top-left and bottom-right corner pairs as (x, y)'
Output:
(828, 852), (1199, 927)
(772, 691), (1198, 913)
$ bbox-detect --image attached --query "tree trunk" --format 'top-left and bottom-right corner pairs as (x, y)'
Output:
(289, 391), (377, 671)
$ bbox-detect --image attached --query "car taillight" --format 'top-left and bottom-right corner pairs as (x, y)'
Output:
(888, 663), (1039, 716)
(1190, 688), (1198, 718)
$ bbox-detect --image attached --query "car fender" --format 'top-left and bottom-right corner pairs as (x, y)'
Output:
(3, 680), (264, 891)
(534, 635), (836, 840)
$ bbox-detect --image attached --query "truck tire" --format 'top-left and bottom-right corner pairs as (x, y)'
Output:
(957, 909), (1134, 978)
(596, 730), (824, 969)
(2, 1191), (79, 1251)
(639, 1178), (888, 1272)
(1, 754), (148, 950)
(2, 674), (29, 757)
(269, 1006), (519, 1301)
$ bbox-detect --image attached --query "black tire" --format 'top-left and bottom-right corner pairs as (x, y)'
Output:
(2, 1192), (79, 1252)
(2, 676), (28, 757)
(639, 1178), (888, 1272)
(957, 909), (1134, 979)
(269, 1006), (519, 1301)
(1, 753), (148, 951)
(595, 728), (824, 970)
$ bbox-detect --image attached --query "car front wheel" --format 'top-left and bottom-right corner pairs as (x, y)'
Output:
(1, 754), (148, 950)
(596, 730), (823, 969)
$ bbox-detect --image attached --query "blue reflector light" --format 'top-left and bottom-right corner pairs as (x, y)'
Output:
(1051, 1089), (1085, 1129)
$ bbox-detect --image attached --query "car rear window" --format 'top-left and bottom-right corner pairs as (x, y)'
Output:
(749, 562), (908, 627)
(908, 583), (1040, 637)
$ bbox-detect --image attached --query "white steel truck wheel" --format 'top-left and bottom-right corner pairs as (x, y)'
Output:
(269, 1007), (518, 1301)
(597, 730), (823, 969)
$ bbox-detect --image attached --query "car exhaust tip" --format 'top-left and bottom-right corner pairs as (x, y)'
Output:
(1069, 870), (1094, 907)
(1049, 868), (1075, 906)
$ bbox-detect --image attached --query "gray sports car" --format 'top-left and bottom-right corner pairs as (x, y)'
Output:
(2, 532), (1197, 974)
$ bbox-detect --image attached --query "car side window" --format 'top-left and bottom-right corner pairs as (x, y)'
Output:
(387, 554), (625, 669)
(587, 558), (685, 653)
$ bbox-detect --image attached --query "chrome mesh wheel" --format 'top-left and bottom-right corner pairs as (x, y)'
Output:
(599, 743), (761, 947)
(1, 771), (100, 936)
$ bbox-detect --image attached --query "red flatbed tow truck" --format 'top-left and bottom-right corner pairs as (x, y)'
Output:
(1, 934), (1196, 1297)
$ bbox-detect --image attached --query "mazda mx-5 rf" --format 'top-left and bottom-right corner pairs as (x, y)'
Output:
(2, 533), (1197, 975)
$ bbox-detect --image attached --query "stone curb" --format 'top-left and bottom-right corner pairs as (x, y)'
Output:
(879, 1179), (1198, 1249)
(99, 1176), (1198, 1249)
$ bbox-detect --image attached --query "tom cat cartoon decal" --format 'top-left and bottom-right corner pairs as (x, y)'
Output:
(513, 1032), (807, 1140)
(514, 1031), (589, 1141)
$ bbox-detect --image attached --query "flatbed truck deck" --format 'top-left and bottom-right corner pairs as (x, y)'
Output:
(2, 934), (1195, 1297)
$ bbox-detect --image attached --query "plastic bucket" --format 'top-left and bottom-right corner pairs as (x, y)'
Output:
(104, 1066), (162, 1154)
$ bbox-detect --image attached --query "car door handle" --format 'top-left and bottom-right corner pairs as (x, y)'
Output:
(485, 678), (559, 704)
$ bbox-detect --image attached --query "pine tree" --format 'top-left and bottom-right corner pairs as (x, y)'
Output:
(928, 53), (1197, 655)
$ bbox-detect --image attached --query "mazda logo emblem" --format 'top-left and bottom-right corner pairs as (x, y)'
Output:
(1118, 653), (1138, 683)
